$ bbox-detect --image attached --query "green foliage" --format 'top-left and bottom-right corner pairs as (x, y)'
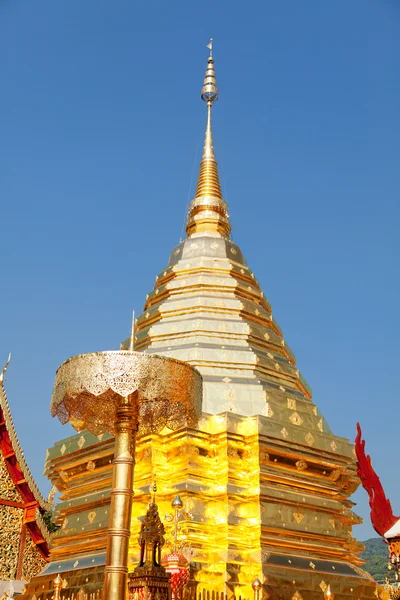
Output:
(361, 538), (393, 584)
(43, 511), (60, 533)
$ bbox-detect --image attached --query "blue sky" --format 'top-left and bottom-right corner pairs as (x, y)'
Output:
(1, 1), (399, 540)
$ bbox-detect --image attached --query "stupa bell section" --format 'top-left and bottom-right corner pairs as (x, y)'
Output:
(122, 207), (347, 457)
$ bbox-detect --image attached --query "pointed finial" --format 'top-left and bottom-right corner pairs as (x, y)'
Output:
(186, 42), (231, 238)
(172, 494), (183, 509)
(0, 353), (11, 384)
(324, 585), (334, 599)
(252, 578), (262, 600)
(129, 310), (135, 351)
(201, 41), (218, 105)
(207, 38), (213, 58)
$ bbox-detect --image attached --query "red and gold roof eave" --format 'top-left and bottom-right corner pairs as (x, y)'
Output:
(0, 380), (51, 559)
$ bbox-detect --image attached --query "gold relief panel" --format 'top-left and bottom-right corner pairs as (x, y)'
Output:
(259, 450), (270, 463)
(0, 505), (23, 579)
(289, 412), (303, 426)
(328, 468), (342, 482)
(295, 460), (308, 471)
(305, 433), (315, 446)
(22, 532), (47, 581)
(293, 511), (304, 524)
(88, 511), (96, 523)
(0, 459), (22, 502)
(287, 398), (297, 410)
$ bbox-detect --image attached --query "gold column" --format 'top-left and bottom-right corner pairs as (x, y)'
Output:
(104, 396), (138, 600)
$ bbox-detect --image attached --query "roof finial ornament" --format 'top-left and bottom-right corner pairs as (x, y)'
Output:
(0, 353), (11, 384)
(185, 41), (231, 238)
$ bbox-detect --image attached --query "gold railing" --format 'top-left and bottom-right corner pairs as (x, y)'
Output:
(183, 588), (252, 600)
(52, 575), (103, 600)
(52, 577), (260, 600)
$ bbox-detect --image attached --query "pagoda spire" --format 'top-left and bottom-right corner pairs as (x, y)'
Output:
(186, 40), (231, 238)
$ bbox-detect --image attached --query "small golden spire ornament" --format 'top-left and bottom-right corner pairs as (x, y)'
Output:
(252, 578), (262, 600)
(128, 497), (171, 600)
(186, 40), (231, 239)
(324, 584), (334, 599)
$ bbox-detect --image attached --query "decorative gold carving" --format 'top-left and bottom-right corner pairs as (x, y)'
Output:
(281, 427), (289, 439)
(295, 460), (308, 471)
(305, 432), (315, 446)
(292, 592), (303, 600)
(320, 581), (327, 592)
(59, 470), (69, 482)
(51, 351), (202, 436)
(21, 532), (46, 581)
(348, 563), (375, 581)
(330, 440), (338, 452)
(227, 447), (239, 459)
(88, 511), (96, 523)
(0, 504), (23, 578)
(0, 460), (22, 502)
(317, 418), (323, 432)
(293, 512), (304, 524)
(224, 389), (236, 401)
(77, 436), (86, 449)
(86, 460), (96, 471)
(287, 398), (297, 410)
(329, 468), (342, 481)
(289, 412), (303, 426)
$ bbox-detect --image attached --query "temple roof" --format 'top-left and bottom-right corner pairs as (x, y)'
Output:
(0, 360), (51, 561)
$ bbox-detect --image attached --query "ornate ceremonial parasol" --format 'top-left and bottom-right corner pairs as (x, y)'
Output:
(51, 351), (202, 600)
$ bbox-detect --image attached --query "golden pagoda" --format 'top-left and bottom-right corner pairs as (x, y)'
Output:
(24, 43), (379, 600)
